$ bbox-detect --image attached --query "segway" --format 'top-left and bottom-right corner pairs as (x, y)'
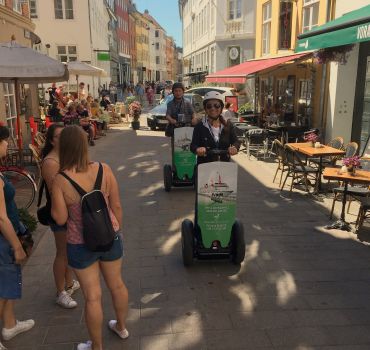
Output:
(181, 149), (245, 266)
(163, 114), (196, 192)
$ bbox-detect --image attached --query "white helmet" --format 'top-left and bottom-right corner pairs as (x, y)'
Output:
(203, 91), (224, 108)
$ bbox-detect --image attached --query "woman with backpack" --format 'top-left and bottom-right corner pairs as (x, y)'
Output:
(41, 124), (80, 309)
(51, 126), (128, 350)
(0, 124), (35, 349)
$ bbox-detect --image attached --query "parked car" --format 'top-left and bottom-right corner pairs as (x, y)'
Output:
(185, 86), (236, 101)
(147, 93), (204, 131)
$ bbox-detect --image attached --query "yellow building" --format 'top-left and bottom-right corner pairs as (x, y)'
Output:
(133, 11), (150, 82)
(254, 0), (330, 129)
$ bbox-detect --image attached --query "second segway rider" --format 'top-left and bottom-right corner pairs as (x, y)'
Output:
(191, 91), (239, 164)
(166, 82), (196, 132)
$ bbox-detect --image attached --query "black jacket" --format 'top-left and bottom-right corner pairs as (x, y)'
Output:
(190, 118), (239, 164)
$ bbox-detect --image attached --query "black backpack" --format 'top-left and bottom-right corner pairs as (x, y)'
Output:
(60, 163), (116, 252)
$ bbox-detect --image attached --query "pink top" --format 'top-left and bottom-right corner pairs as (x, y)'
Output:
(66, 194), (120, 244)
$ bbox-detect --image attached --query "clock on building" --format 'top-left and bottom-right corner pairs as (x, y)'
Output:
(229, 47), (239, 60)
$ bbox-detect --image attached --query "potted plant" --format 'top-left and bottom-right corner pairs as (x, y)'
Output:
(304, 131), (318, 146)
(343, 155), (361, 174)
(237, 102), (253, 115)
(17, 208), (37, 256)
(128, 100), (142, 130)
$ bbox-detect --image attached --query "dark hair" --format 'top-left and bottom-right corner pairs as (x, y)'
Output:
(59, 125), (89, 172)
(172, 82), (185, 93)
(52, 101), (59, 108)
(225, 102), (231, 109)
(41, 124), (64, 159)
(0, 124), (10, 142)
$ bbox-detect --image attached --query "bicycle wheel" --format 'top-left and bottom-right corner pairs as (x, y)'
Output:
(2, 170), (36, 209)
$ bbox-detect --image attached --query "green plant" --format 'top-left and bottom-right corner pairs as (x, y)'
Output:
(125, 96), (137, 105)
(18, 208), (37, 233)
(237, 102), (253, 114)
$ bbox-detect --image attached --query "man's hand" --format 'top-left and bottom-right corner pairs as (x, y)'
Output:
(196, 147), (207, 157)
(228, 145), (238, 156)
(170, 117), (177, 125)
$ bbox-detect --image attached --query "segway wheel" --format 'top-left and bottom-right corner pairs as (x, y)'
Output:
(163, 164), (172, 192)
(231, 220), (245, 265)
(181, 219), (194, 266)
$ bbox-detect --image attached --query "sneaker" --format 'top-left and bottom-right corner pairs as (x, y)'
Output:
(2, 319), (35, 341)
(77, 341), (92, 350)
(56, 291), (77, 309)
(89, 140), (95, 146)
(108, 320), (129, 339)
(0, 341), (7, 350)
(66, 279), (80, 296)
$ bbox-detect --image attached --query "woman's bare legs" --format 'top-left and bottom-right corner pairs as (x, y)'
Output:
(100, 258), (128, 331)
(0, 299), (16, 329)
(53, 231), (73, 293)
(73, 262), (102, 350)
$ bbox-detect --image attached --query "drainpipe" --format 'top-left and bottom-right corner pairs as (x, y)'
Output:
(318, 0), (334, 140)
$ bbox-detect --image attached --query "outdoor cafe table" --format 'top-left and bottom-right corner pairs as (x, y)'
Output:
(323, 167), (370, 231)
(286, 142), (345, 192)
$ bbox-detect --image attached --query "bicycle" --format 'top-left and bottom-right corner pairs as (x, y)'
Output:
(0, 164), (37, 209)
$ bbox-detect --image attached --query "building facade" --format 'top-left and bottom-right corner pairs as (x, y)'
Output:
(253, 0), (329, 129)
(133, 11), (150, 82)
(179, 0), (256, 85)
(0, 0), (39, 141)
(33, 0), (111, 97)
(128, 1), (137, 84)
(115, 0), (131, 86)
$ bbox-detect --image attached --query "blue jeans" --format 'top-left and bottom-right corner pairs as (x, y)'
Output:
(67, 233), (123, 270)
(0, 234), (22, 299)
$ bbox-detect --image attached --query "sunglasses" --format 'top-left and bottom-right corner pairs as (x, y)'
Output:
(206, 103), (221, 109)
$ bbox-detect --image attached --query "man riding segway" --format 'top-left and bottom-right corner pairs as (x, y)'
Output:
(180, 91), (245, 266)
(163, 83), (197, 191)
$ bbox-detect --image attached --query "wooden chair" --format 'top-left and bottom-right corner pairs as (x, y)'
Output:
(309, 136), (344, 168)
(281, 145), (319, 193)
(272, 139), (289, 187)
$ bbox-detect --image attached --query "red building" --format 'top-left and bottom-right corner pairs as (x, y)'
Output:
(115, 0), (131, 85)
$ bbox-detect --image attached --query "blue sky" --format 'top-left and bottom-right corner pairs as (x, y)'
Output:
(133, 0), (182, 47)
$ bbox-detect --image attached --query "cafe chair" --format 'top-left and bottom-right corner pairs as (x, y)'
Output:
(355, 197), (370, 233)
(330, 158), (370, 219)
(281, 145), (319, 193)
(272, 139), (289, 186)
(245, 128), (268, 160)
(342, 142), (359, 159)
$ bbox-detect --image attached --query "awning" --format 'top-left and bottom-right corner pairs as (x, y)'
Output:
(296, 5), (370, 52)
(205, 53), (310, 84)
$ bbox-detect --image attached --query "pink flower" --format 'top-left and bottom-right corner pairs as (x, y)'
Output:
(343, 155), (361, 167)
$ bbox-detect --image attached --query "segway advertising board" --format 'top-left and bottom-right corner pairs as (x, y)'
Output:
(197, 162), (237, 248)
(173, 127), (196, 180)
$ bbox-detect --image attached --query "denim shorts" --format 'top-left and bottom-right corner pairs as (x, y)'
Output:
(49, 222), (67, 233)
(67, 233), (123, 270)
(0, 234), (22, 299)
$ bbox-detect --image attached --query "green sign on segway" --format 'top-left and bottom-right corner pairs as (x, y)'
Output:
(163, 127), (196, 191)
(181, 155), (245, 266)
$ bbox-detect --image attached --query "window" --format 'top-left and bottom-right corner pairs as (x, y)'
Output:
(29, 0), (38, 18)
(57, 45), (77, 62)
(155, 43), (159, 50)
(0, 0), (4, 5)
(262, 1), (271, 55)
(228, 0), (241, 20)
(155, 30), (159, 38)
(54, 0), (74, 19)
(156, 56), (160, 64)
(3, 83), (17, 139)
(13, 0), (26, 13)
(302, 0), (319, 32)
(278, 1), (292, 49)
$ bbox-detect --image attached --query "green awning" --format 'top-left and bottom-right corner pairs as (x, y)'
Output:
(296, 5), (370, 52)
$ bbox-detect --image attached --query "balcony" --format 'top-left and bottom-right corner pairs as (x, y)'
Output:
(216, 20), (254, 41)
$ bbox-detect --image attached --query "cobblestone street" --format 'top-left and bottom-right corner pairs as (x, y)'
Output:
(5, 117), (370, 350)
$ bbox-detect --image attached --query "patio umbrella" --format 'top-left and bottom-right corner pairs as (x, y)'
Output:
(0, 40), (69, 148)
(67, 61), (107, 92)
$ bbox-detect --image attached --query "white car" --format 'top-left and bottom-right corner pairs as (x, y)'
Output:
(185, 86), (236, 101)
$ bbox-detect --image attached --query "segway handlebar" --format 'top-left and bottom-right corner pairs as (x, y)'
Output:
(206, 148), (229, 156)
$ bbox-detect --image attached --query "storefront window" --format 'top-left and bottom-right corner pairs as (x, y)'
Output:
(298, 79), (312, 125)
(3, 83), (17, 139)
(279, 1), (292, 49)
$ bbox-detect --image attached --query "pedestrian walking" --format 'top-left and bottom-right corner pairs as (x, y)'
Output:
(41, 124), (80, 309)
(51, 126), (129, 350)
(0, 124), (35, 350)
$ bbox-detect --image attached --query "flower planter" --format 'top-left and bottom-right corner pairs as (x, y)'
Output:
(131, 120), (140, 130)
